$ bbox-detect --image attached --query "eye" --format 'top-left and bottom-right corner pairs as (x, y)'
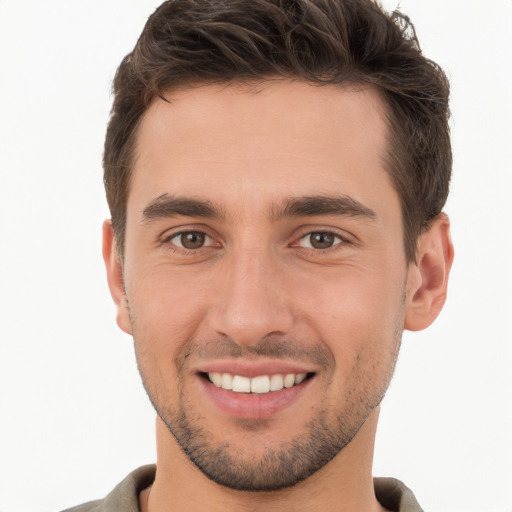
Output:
(167, 231), (213, 250)
(298, 231), (343, 250)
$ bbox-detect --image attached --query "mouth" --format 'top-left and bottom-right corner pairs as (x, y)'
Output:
(203, 371), (314, 394)
(197, 367), (316, 420)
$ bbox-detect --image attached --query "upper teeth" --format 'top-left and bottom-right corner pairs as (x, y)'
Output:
(208, 372), (307, 394)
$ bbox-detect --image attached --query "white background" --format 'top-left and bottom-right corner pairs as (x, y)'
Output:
(0, 1), (511, 511)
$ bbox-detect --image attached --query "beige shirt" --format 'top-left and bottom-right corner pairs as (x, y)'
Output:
(61, 465), (423, 512)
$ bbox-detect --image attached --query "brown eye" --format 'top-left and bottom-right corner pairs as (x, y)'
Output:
(165, 230), (218, 253)
(309, 232), (335, 249)
(167, 231), (212, 250)
(298, 232), (342, 250)
(179, 231), (206, 249)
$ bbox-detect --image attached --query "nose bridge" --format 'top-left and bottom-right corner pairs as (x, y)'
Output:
(209, 243), (293, 345)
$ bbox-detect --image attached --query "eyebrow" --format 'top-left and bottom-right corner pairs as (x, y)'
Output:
(141, 193), (377, 223)
(271, 195), (377, 221)
(142, 194), (222, 222)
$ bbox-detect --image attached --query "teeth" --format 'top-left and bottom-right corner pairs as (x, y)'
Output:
(210, 372), (222, 387)
(269, 374), (284, 391)
(283, 374), (295, 388)
(208, 372), (309, 394)
(221, 373), (233, 390)
(251, 375), (270, 394)
(295, 373), (306, 384)
(232, 375), (251, 393)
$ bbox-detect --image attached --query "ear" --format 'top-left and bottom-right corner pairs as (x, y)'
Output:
(404, 213), (454, 331)
(102, 220), (132, 335)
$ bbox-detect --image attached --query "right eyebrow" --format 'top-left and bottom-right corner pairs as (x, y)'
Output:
(141, 194), (222, 222)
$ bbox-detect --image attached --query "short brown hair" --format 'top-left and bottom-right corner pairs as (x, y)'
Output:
(104, 0), (451, 262)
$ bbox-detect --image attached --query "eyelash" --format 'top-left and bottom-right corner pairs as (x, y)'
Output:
(294, 231), (349, 252)
(160, 228), (352, 255)
(161, 230), (217, 254)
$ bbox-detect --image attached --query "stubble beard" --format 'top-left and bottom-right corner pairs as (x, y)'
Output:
(156, 390), (377, 491)
(131, 296), (404, 492)
(135, 339), (401, 492)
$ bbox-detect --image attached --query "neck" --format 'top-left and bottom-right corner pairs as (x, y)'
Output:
(141, 408), (385, 512)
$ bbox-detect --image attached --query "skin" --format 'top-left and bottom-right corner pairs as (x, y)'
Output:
(104, 80), (453, 512)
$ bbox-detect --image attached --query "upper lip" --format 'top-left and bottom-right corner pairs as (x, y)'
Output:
(194, 359), (316, 378)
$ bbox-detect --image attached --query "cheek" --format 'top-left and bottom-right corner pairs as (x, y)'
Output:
(292, 264), (405, 368)
(125, 272), (210, 395)
(299, 266), (404, 328)
(127, 276), (199, 399)
(127, 266), (210, 337)
(305, 275), (404, 409)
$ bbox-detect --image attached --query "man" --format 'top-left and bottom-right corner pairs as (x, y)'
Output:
(66, 0), (453, 510)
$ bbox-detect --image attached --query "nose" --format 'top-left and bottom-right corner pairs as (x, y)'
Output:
(207, 247), (294, 347)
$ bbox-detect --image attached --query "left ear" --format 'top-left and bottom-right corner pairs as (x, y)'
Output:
(404, 213), (454, 331)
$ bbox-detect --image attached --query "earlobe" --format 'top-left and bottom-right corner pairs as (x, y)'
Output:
(102, 220), (132, 335)
(404, 214), (454, 332)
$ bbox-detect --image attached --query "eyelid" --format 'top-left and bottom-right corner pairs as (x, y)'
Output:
(290, 226), (356, 253)
(166, 230), (215, 248)
(297, 231), (343, 248)
(159, 225), (221, 251)
(158, 225), (354, 252)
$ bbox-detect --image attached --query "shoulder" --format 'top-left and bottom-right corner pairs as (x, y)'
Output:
(59, 465), (156, 512)
(374, 477), (424, 512)
(60, 500), (103, 512)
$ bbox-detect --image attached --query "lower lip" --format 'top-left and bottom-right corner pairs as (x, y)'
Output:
(199, 376), (312, 419)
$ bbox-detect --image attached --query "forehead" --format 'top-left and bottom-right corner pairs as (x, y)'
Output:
(130, 80), (393, 218)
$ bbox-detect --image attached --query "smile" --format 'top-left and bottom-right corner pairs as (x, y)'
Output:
(207, 372), (309, 394)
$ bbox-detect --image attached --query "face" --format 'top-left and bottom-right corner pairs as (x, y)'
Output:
(118, 81), (409, 490)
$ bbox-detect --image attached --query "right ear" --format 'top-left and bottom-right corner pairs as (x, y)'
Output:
(102, 220), (132, 335)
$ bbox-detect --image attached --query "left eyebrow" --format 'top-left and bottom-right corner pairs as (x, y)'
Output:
(270, 195), (377, 221)
(142, 194), (222, 222)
